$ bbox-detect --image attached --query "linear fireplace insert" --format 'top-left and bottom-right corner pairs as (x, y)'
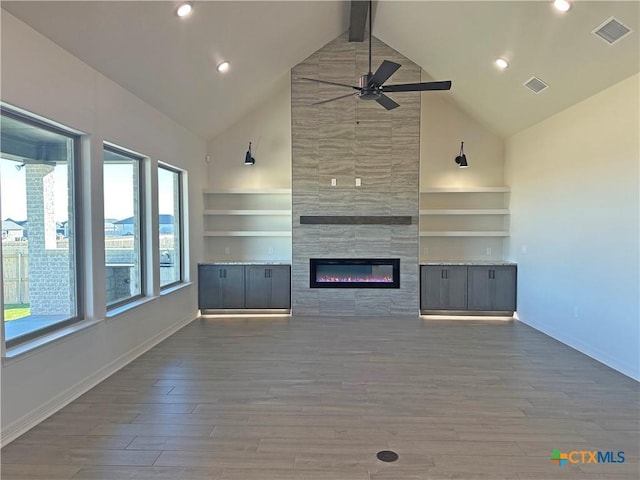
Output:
(310, 258), (400, 288)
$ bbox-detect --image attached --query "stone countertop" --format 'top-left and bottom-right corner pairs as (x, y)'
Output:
(420, 261), (517, 266)
(199, 262), (291, 266)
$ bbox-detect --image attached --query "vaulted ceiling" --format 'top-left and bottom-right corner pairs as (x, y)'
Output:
(2, 1), (638, 140)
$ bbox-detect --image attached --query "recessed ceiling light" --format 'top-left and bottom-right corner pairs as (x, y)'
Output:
(217, 61), (230, 73)
(553, 0), (571, 12)
(176, 2), (193, 18)
(495, 58), (509, 70)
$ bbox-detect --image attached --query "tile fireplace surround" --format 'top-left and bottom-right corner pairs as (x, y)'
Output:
(291, 32), (420, 316)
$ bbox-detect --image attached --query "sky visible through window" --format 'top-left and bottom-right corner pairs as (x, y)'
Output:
(0, 158), (68, 221)
(1, 157), (176, 223)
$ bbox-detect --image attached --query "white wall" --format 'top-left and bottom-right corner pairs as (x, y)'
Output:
(204, 73), (292, 262)
(506, 74), (640, 380)
(207, 73), (292, 190)
(1, 12), (207, 443)
(420, 72), (507, 261)
(420, 71), (505, 189)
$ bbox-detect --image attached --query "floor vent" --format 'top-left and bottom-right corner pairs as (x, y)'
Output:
(592, 17), (633, 45)
(377, 450), (399, 462)
(523, 77), (549, 94)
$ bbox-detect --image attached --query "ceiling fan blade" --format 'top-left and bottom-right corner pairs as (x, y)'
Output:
(300, 77), (360, 90)
(376, 94), (400, 111)
(382, 80), (452, 93)
(368, 60), (401, 87)
(312, 92), (358, 106)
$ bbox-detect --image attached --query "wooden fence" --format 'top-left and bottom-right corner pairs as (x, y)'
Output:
(2, 252), (29, 305)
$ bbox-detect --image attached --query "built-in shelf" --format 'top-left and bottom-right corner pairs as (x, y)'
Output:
(420, 231), (510, 237)
(421, 187), (510, 193)
(420, 209), (509, 215)
(419, 186), (511, 257)
(204, 209), (291, 216)
(203, 189), (293, 260)
(204, 231), (292, 237)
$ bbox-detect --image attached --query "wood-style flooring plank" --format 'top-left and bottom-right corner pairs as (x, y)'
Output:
(1, 315), (638, 479)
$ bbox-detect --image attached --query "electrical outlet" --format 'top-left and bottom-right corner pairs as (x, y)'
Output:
(331, 178), (337, 186)
(521, 245), (527, 254)
(355, 178), (361, 187)
(486, 247), (492, 256)
(268, 247), (274, 255)
(423, 247), (429, 256)
(224, 247), (230, 255)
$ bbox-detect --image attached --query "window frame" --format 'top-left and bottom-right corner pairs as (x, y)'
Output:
(1, 107), (84, 349)
(103, 143), (146, 310)
(158, 163), (184, 290)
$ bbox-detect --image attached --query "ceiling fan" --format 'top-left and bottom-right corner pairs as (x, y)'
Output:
(300, 0), (452, 110)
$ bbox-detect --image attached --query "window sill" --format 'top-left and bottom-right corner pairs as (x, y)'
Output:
(106, 295), (157, 319)
(2, 318), (103, 365)
(160, 281), (192, 296)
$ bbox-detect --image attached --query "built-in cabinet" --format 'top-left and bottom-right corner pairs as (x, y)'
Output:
(198, 265), (245, 309)
(198, 264), (291, 311)
(245, 265), (291, 309)
(420, 265), (468, 310)
(467, 266), (517, 312)
(420, 264), (516, 314)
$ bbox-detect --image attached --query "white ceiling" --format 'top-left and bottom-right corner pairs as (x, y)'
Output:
(2, 1), (639, 140)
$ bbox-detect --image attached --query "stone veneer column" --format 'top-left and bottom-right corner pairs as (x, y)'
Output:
(291, 33), (420, 316)
(26, 163), (71, 315)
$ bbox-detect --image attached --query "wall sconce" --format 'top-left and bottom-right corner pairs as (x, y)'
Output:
(15, 163), (25, 171)
(455, 141), (468, 168)
(244, 142), (255, 166)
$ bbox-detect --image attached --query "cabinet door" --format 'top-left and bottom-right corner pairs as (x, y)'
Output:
(444, 266), (468, 309)
(245, 266), (291, 308)
(245, 266), (270, 308)
(467, 266), (492, 311)
(198, 265), (224, 309)
(493, 266), (517, 312)
(269, 266), (291, 308)
(421, 266), (467, 310)
(468, 266), (517, 312)
(221, 266), (245, 308)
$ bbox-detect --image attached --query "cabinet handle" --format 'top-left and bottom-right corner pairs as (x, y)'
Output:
(265, 269), (268, 278)
(223, 269), (227, 279)
(219, 269), (223, 278)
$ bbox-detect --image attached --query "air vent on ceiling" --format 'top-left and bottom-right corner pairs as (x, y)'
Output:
(592, 17), (633, 45)
(524, 77), (549, 94)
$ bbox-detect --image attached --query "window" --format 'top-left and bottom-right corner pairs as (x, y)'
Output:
(158, 165), (183, 288)
(1, 108), (82, 347)
(103, 145), (144, 308)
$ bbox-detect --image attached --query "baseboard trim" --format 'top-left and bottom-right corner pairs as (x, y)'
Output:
(517, 316), (639, 381)
(1, 314), (196, 447)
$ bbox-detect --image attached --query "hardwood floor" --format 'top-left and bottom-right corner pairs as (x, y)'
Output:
(2, 316), (638, 479)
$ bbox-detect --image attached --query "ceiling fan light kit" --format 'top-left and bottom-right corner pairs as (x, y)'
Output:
(301, 0), (451, 111)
